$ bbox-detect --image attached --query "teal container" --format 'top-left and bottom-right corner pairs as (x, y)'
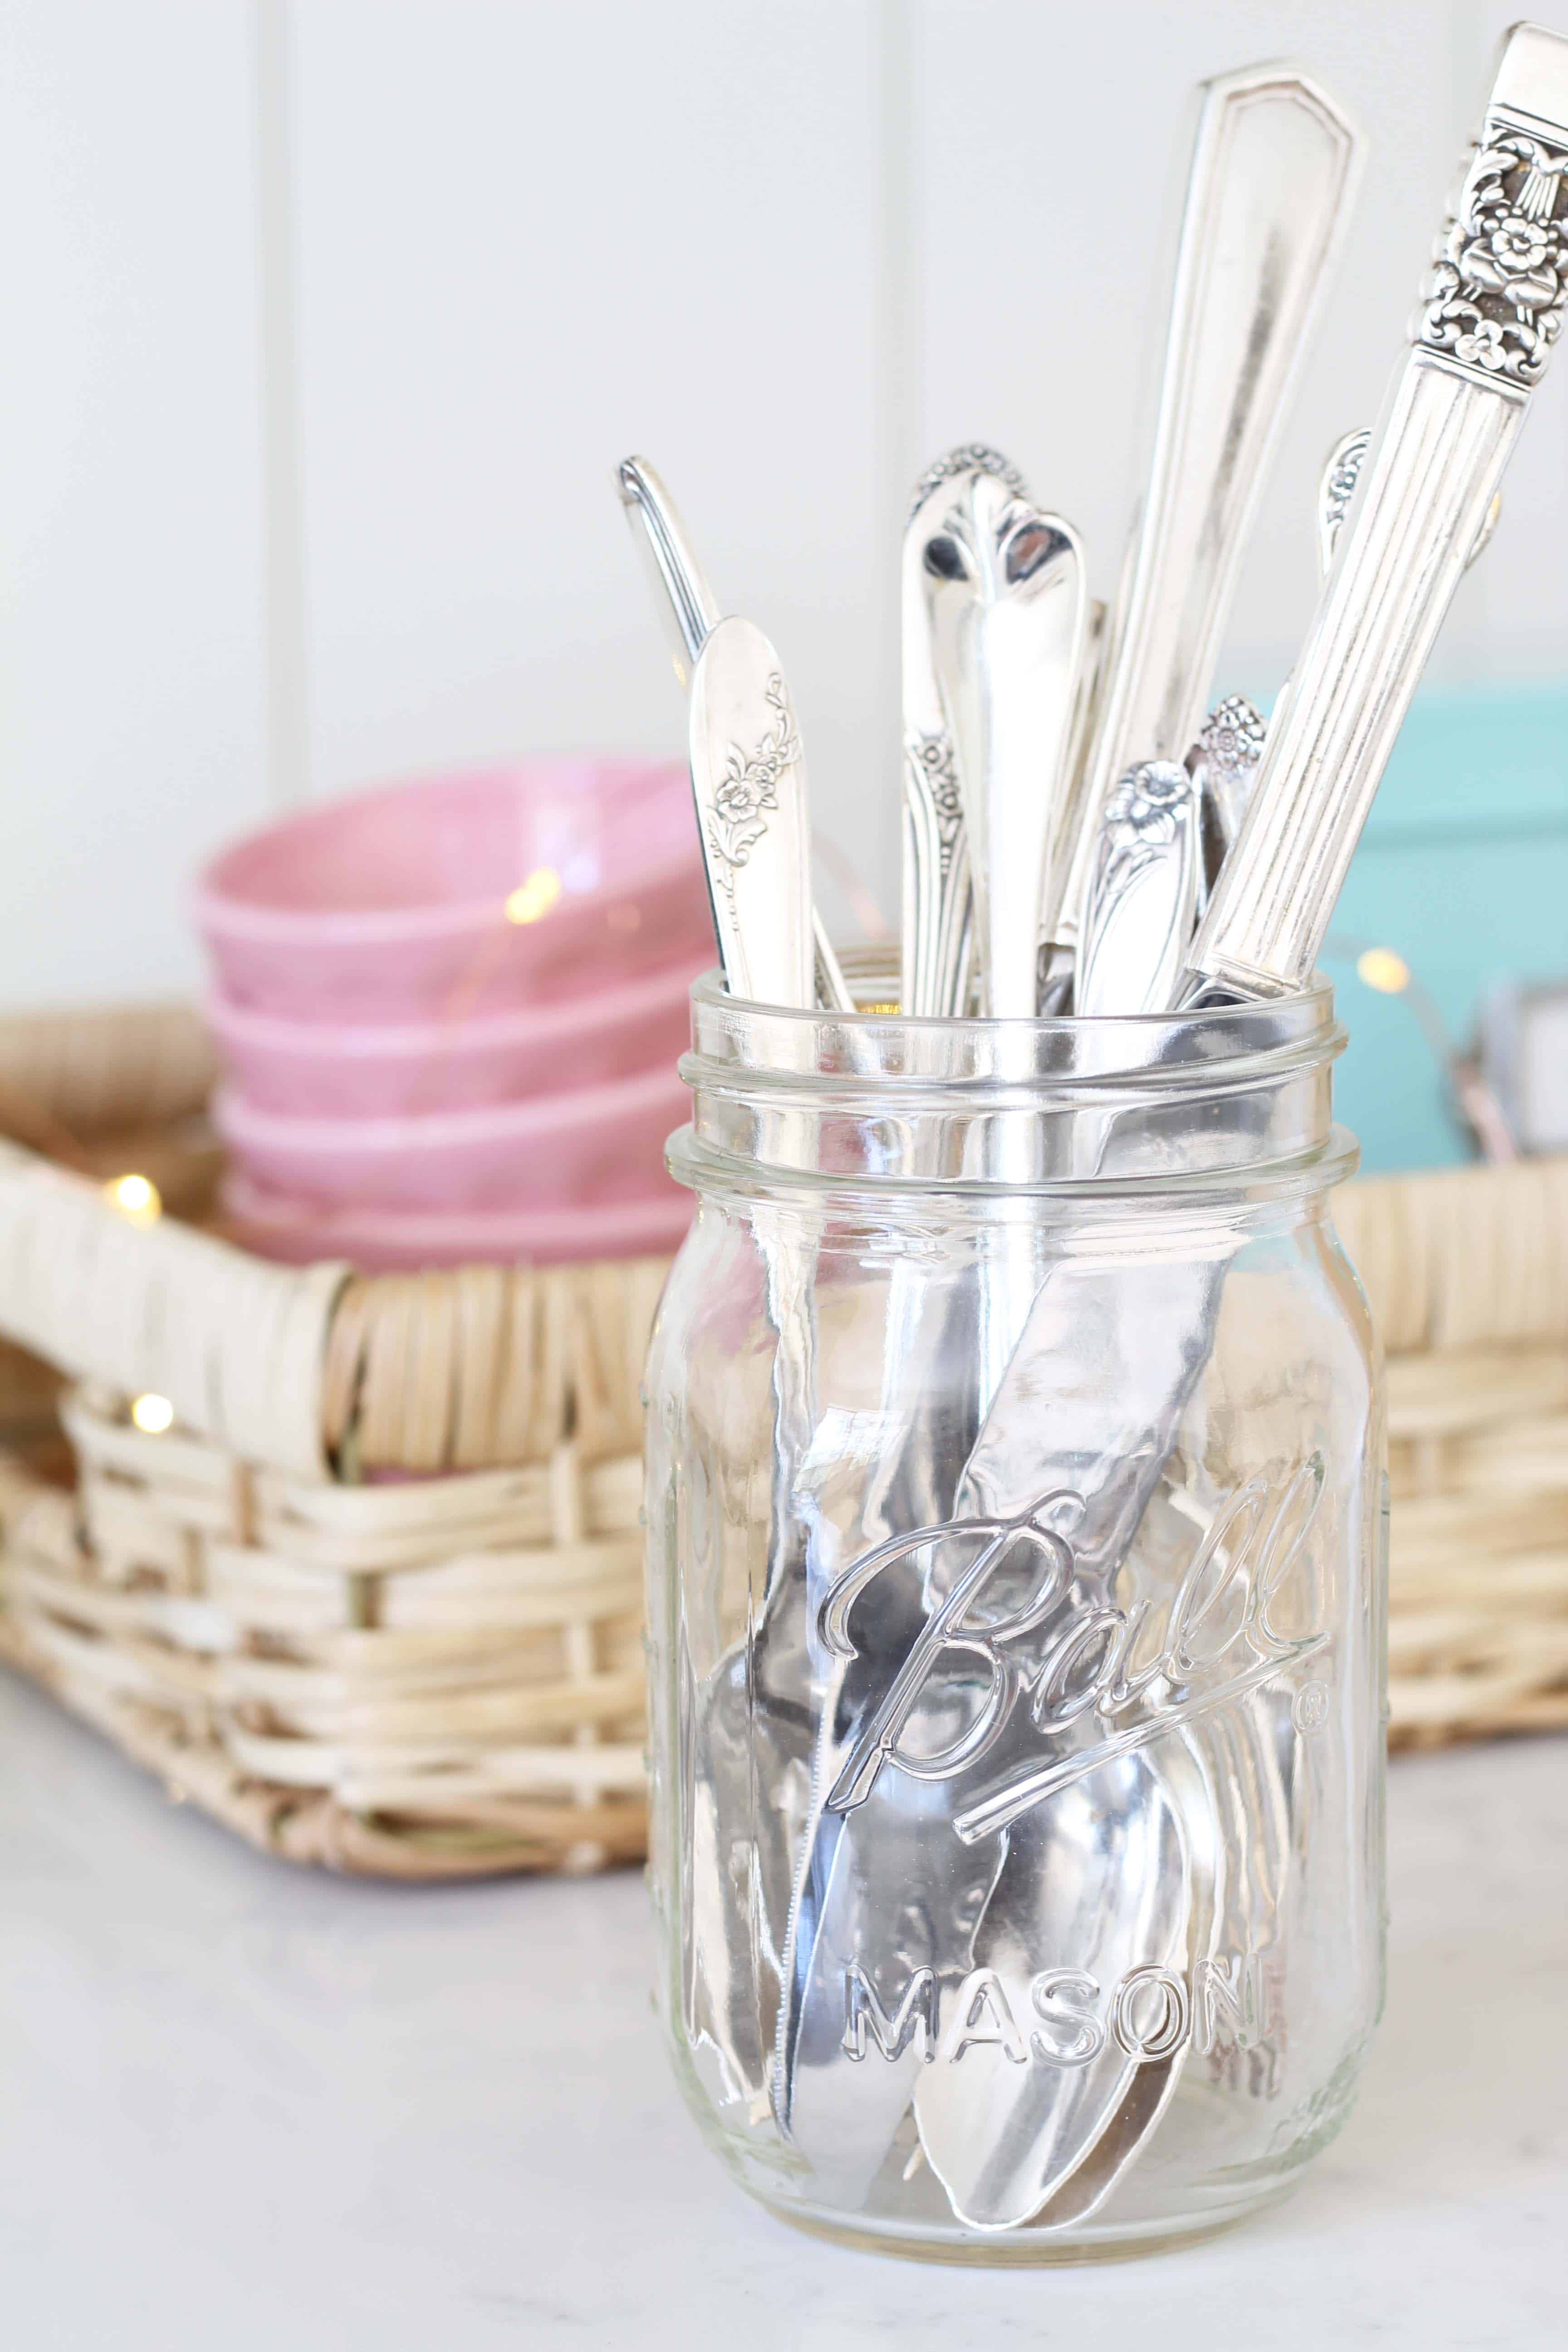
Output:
(1262, 682), (1568, 1173)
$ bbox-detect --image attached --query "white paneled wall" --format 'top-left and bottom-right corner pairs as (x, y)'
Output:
(915, 0), (1568, 694)
(287, 0), (889, 898)
(0, 0), (265, 1004)
(3, 0), (1565, 1004)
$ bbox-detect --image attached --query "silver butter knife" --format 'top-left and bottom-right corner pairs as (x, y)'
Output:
(688, 617), (815, 1011)
(1054, 62), (1363, 958)
(1184, 21), (1568, 1004)
(683, 622), (828, 2111)
(617, 455), (719, 688)
(618, 456), (853, 1012)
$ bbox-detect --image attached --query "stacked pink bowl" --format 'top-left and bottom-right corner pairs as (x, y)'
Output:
(199, 760), (708, 1268)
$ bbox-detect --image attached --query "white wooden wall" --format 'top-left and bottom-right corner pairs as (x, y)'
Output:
(0, 0), (1562, 1006)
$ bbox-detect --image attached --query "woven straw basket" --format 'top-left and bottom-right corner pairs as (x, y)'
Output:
(1335, 1160), (1568, 1746)
(0, 1004), (663, 1878)
(0, 1003), (1561, 1881)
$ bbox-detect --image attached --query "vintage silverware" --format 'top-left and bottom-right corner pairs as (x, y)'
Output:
(1190, 694), (1267, 891)
(617, 455), (719, 688)
(688, 618), (815, 1010)
(624, 25), (1517, 2243)
(916, 475), (1088, 1017)
(1316, 428), (1370, 578)
(901, 446), (1028, 1017)
(1054, 63), (1362, 959)
(1039, 595), (1107, 1002)
(778, 1186), (1235, 2218)
(681, 624), (831, 2107)
(1163, 1467), (1294, 2121)
(617, 454), (853, 1012)
(618, 470), (853, 2118)
(1318, 425), (1501, 578)
(1184, 22), (1568, 1005)
(1076, 761), (1205, 1019)
(724, 46), (1363, 2182)
(766, 989), (1332, 2219)
(907, 1257), (1226, 2227)
(1017, 1725), (1225, 2232)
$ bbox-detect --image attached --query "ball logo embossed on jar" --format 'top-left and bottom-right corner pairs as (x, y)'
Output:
(818, 1455), (1329, 1844)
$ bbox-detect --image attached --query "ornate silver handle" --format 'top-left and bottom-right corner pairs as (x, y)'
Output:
(1185, 22), (1568, 1002)
(687, 619), (816, 1011)
(901, 446), (1029, 1017)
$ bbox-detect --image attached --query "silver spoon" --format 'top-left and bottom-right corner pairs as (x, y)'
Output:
(906, 1251), (1225, 2225)
(900, 446), (1028, 1017)
(779, 476), (1088, 2180)
(916, 476), (1087, 1018)
(921, 57), (1361, 2187)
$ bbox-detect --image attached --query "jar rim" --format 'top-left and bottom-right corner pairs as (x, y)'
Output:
(688, 962), (1338, 1034)
(682, 968), (1344, 1088)
(674, 972), (1348, 1201)
(666, 1120), (1360, 1215)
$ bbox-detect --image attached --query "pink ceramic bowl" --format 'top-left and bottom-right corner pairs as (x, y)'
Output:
(213, 1063), (691, 1213)
(205, 955), (702, 1117)
(197, 760), (712, 1021)
(222, 1170), (695, 1271)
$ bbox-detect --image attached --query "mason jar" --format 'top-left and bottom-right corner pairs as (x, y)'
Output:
(643, 971), (1385, 2263)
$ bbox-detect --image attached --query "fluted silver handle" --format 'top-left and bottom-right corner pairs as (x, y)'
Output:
(1051, 62), (1363, 952)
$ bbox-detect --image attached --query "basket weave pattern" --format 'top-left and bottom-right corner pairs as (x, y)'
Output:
(0, 1007), (1562, 1875)
(0, 1000), (670, 1877)
(1336, 1158), (1568, 1747)
(0, 1387), (646, 1877)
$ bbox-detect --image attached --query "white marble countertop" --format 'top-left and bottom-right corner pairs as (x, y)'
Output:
(0, 1672), (1562, 2350)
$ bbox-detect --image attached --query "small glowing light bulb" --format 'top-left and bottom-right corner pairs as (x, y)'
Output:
(106, 1173), (162, 1225)
(504, 868), (562, 926)
(1356, 948), (1410, 995)
(131, 1393), (174, 1435)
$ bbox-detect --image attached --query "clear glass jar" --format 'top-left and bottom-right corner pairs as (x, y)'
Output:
(644, 974), (1385, 2264)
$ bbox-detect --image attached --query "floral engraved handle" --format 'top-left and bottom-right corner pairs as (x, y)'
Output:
(909, 733), (963, 874)
(1193, 696), (1265, 794)
(1097, 761), (1196, 892)
(705, 673), (800, 908)
(1318, 429), (1371, 569)
(1419, 127), (1568, 386)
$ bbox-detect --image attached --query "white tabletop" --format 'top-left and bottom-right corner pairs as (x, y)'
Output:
(0, 1671), (1562, 2351)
